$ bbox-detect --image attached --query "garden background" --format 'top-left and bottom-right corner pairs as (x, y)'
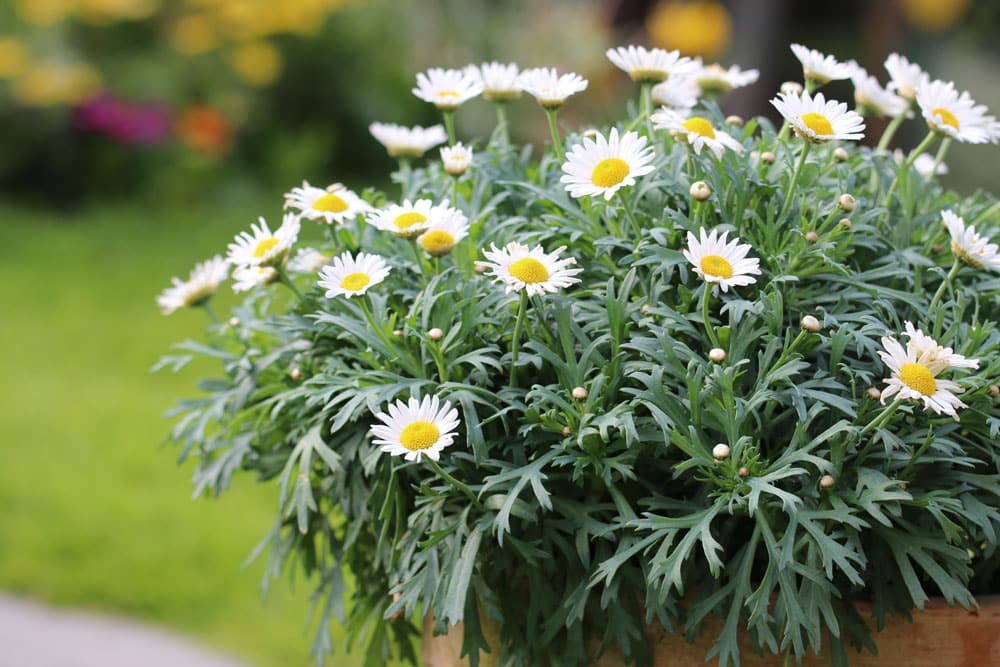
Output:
(2, 0), (999, 664)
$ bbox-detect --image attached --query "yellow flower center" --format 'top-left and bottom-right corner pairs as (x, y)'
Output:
(700, 254), (733, 279)
(253, 237), (280, 259)
(420, 230), (456, 257)
(591, 157), (630, 188)
(899, 363), (936, 396)
(312, 193), (349, 213)
(437, 90), (460, 99)
(932, 107), (960, 129)
(801, 112), (833, 136)
(340, 272), (370, 291)
(508, 257), (550, 284)
(682, 116), (717, 139)
(399, 421), (440, 451)
(393, 212), (427, 230)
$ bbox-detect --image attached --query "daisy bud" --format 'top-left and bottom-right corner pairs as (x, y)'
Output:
(839, 218), (852, 230)
(228, 316), (241, 327)
(708, 348), (727, 363)
(800, 315), (821, 333)
(780, 81), (803, 96)
(290, 368), (303, 381)
(582, 128), (600, 139)
(738, 466), (750, 477)
(641, 303), (653, 315)
(820, 474), (836, 489)
(760, 151), (776, 164)
(837, 194), (856, 213)
(562, 426), (572, 436)
(867, 387), (882, 400)
(932, 243), (942, 254)
(428, 327), (444, 341)
(990, 385), (1000, 398)
(725, 114), (744, 126)
(572, 386), (588, 401)
(473, 261), (489, 274)
(392, 329), (404, 337)
(834, 147), (849, 162)
(690, 181), (712, 201)
(440, 143), (472, 177)
(712, 443), (731, 460)
(805, 231), (819, 243)
(750, 150), (760, 161)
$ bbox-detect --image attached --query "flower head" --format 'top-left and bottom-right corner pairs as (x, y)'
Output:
(412, 67), (482, 110)
(916, 79), (998, 144)
(227, 214), (300, 268)
(440, 143), (473, 176)
(232, 265), (279, 293)
(317, 251), (391, 299)
(417, 207), (470, 257)
(770, 90), (865, 144)
(560, 128), (656, 200)
(651, 108), (743, 158)
(371, 394), (461, 462)
(287, 247), (331, 274)
(465, 62), (521, 101)
(284, 181), (371, 225)
(682, 227), (761, 292)
(606, 45), (698, 83)
(850, 65), (907, 118)
(651, 75), (700, 111)
(694, 62), (759, 95)
(913, 153), (948, 178)
(157, 255), (228, 314)
(941, 210), (1000, 270)
(517, 67), (588, 108)
(790, 43), (852, 85)
(902, 321), (979, 369)
(884, 53), (929, 101)
(367, 199), (439, 238)
(878, 330), (975, 419)
(480, 242), (582, 296)
(369, 122), (447, 158)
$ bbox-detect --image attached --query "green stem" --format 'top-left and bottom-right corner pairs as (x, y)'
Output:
(277, 266), (305, 303)
(618, 190), (642, 238)
(777, 141), (811, 223)
(200, 300), (219, 324)
(777, 119), (791, 143)
(858, 399), (902, 439)
(885, 130), (938, 206)
(441, 110), (457, 145)
(494, 102), (509, 146)
(804, 78), (818, 95)
(451, 176), (459, 207)
(931, 138), (951, 177)
(509, 291), (529, 387)
(397, 157), (412, 200)
(927, 259), (962, 311)
(544, 108), (564, 162)
(358, 296), (422, 377)
(701, 286), (721, 349)
(876, 100), (912, 151)
(423, 457), (482, 509)
(640, 81), (654, 135)
(770, 329), (810, 373)
(427, 338), (449, 383)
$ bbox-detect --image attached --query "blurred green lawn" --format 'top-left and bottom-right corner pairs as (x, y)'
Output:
(0, 200), (364, 666)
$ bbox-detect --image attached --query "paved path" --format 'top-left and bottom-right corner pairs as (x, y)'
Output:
(0, 595), (246, 667)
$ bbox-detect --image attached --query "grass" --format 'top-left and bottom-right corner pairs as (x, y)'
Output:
(0, 199), (366, 666)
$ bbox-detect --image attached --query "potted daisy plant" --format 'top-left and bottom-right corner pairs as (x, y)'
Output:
(158, 43), (1000, 666)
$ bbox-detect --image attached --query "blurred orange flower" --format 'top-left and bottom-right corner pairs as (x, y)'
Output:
(176, 106), (232, 156)
(898, 0), (970, 32)
(647, 1), (732, 59)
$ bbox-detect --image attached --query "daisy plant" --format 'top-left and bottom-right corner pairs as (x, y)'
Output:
(159, 42), (1000, 667)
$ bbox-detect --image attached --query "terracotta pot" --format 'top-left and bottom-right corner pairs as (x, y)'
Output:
(422, 597), (1000, 666)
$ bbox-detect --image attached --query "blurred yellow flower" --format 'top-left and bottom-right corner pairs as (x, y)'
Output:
(0, 38), (29, 79)
(12, 61), (101, 106)
(170, 14), (219, 55)
(647, 1), (732, 59)
(228, 41), (283, 87)
(898, 0), (970, 31)
(76, 0), (161, 24)
(15, 0), (73, 25)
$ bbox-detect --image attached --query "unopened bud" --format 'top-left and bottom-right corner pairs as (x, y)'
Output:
(641, 303), (653, 315)
(932, 244), (942, 254)
(833, 147), (849, 162)
(582, 128), (600, 139)
(820, 474), (836, 489)
(780, 81), (804, 96)
(708, 348), (727, 363)
(837, 194), (856, 213)
(800, 315), (821, 333)
(805, 231), (819, 243)
(474, 261), (489, 274)
(290, 368), (302, 381)
(898, 481), (908, 490)
(990, 385), (1000, 398)
(738, 466), (750, 477)
(866, 387), (882, 400)
(561, 426), (572, 436)
(725, 114), (744, 126)
(760, 151), (776, 164)
(428, 327), (444, 341)
(712, 443), (731, 460)
(839, 218), (852, 230)
(572, 386), (588, 401)
(690, 181), (712, 201)
(392, 329), (404, 337)
(228, 316), (241, 327)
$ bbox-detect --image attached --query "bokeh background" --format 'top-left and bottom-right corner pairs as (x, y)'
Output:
(2, 0), (999, 665)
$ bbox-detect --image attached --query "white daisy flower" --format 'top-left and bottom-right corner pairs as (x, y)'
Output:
(902, 320), (980, 370)
(850, 66), (907, 118)
(440, 143), (473, 176)
(465, 62), (521, 101)
(942, 210), (1000, 270)
(517, 67), (589, 108)
(227, 214), (300, 268)
(480, 242), (583, 296)
(682, 228), (761, 292)
(370, 394), (461, 462)
(412, 67), (483, 110)
(232, 265), (279, 293)
(916, 79), (998, 144)
(650, 108), (743, 158)
(770, 90), (865, 144)
(283, 181), (371, 225)
(606, 45), (698, 83)
(367, 199), (439, 238)
(317, 251), (391, 299)
(651, 75), (700, 111)
(368, 122), (447, 158)
(878, 334), (970, 419)
(894, 150), (947, 177)
(884, 53), (929, 101)
(417, 207), (470, 257)
(287, 247), (331, 274)
(694, 62), (759, 95)
(157, 255), (229, 315)
(790, 43), (852, 85)
(560, 128), (656, 200)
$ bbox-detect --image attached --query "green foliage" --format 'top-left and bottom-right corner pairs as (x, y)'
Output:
(163, 97), (1000, 666)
